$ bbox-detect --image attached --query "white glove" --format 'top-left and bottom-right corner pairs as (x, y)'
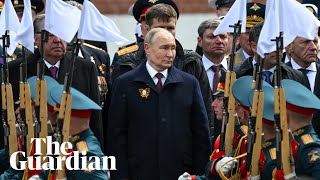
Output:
(178, 172), (192, 180)
(215, 157), (237, 175)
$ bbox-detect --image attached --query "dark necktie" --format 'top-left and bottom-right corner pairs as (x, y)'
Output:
(49, 66), (58, 79)
(212, 65), (222, 93)
(263, 71), (273, 85)
(298, 68), (311, 90)
(155, 73), (164, 92)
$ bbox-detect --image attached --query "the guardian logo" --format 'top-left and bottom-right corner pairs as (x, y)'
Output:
(10, 136), (116, 171)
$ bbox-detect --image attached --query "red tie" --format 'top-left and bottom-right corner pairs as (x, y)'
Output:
(49, 66), (58, 79)
(212, 65), (222, 93)
(155, 73), (163, 91)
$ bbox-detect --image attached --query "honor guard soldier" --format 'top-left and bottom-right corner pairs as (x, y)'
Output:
(281, 79), (320, 179)
(28, 81), (108, 180)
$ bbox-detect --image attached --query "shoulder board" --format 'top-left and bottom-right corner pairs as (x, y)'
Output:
(118, 42), (137, 50)
(269, 148), (276, 160)
(240, 125), (248, 135)
(117, 44), (139, 56)
(293, 129), (304, 137)
(83, 42), (104, 51)
(301, 134), (314, 145)
(76, 141), (89, 153)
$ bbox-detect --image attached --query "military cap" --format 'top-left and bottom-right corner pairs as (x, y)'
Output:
(303, 3), (318, 17)
(213, 71), (226, 97)
(215, 0), (235, 9)
(132, 0), (179, 22)
(232, 76), (254, 108)
(246, 2), (265, 29)
(51, 84), (101, 111)
(282, 79), (320, 115)
(27, 76), (59, 110)
(248, 84), (275, 122)
(303, 0), (320, 18)
(5, 0), (45, 13)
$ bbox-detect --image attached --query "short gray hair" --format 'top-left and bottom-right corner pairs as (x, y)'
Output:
(198, 19), (221, 37)
(33, 14), (45, 34)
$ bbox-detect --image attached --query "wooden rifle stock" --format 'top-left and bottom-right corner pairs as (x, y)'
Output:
(56, 92), (72, 179)
(273, 33), (296, 179)
(224, 71), (236, 154)
(247, 56), (264, 179)
(1, 32), (18, 163)
(219, 21), (241, 154)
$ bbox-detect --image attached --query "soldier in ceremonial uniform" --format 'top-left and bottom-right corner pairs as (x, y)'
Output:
(234, 2), (265, 71)
(281, 79), (320, 178)
(26, 78), (108, 180)
(179, 76), (276, 180)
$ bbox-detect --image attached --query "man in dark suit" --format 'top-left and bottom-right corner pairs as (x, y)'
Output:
(112, 2), (215, 143)
(285, 35), (320, 136)
(7, 14), (103, 149)
(108, 28), (211, 180)
(236, 22), (306, 86)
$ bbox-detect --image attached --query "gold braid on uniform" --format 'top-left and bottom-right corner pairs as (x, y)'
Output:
(218, 135), (247, 180)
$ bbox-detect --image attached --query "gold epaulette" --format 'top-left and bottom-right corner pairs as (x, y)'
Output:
(16, 44), (22, 49)
(301, 134), (314, 145)
(117, 43), (139, 56)
(83, 42), (104, 51)
(76, 141), (89, 153)
(240, 125), (248, 135)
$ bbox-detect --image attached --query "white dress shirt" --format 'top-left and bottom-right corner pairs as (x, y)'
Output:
(291, 59), (317, 93)
(202, 55), (228, 91)
(146, 61), (168, 86)
(44, 60), (61, 77)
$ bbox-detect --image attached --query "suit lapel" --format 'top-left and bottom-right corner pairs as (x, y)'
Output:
(133, 61), (159, 93)
(56, 52), (78, 83)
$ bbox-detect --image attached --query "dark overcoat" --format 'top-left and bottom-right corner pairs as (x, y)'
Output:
(108, 62), (211, 180)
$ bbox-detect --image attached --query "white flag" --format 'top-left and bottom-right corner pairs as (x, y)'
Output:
(213, 0), (246, 35)
(0, 0), (20, 55)
(257, 0), (320, 57)
(45, 0), (81, 43)
(78, 0), (129, 45)
(15, 0), (34, 53)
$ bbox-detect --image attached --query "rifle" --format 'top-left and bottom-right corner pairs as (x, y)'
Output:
(19, 47), (34, 159)
(34, 30), (48, 162)
(247, 55), (264, 179)
(272, 32), (296, 179)
(219, 20), (241, 155)
(1, 31), (18, 163)
(55, 39), (80, 179)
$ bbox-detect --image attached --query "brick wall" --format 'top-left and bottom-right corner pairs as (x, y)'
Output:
(91, 0), (266, 14)
(92, 0), (214, 14)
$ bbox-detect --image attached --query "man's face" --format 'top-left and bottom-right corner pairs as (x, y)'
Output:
(264, 51), (279, 69)
(198, 28), (229, 59)
(290, 36), (319, 67)
(144, 31), (176, 72)
(34, 20), (67, 62)
(238, 30), (253, 56)
(148, 17), (177, 37)
(212, 96), (224, 121)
